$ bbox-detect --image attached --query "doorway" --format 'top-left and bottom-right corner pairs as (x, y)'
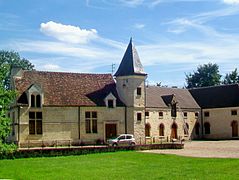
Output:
(171, 122), (178, 139)
(231, 121), (238, 137)
(105, 124), (117, 139)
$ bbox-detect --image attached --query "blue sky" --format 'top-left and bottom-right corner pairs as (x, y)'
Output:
(1, 0), (239, 87)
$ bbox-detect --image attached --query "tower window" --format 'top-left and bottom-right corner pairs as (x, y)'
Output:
(204, 111), (210, 117)
(137, 87), (142, 96)
(145, 111), (149, 117)
(183, 112), (187, 118)
(195, 112), (199, 117)
(137, 113), (142, 121)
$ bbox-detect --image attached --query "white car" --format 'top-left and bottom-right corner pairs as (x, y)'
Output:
(107, 134), (136, 146)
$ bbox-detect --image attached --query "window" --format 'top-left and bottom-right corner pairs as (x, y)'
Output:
(36, 95), (41, 107)
(204, 111), (209, 117)
(108, 100), (114, 108)
(31, 94), (41, 108)
(126, 135), (132, 139)
(183, 112), (187, 118)
(195, 112), (199, 118)
(204, 122), (210, 134)
(85, 111), (97, 133)
(145, 111), (149, 117)
(159, 123), (164, 136)
(137, 113), (142, 121)
(195, 122), (200, 135)
(184, 123), (189, 135)
(231, 110), (237, 116)
(145, 123), (151, 137)
(137, 87), (142, 96)
(159, 112), (163, 118)
(29, 112), (42, 135)
(171, 103), (177, 117)
(31, 95), (35, 107)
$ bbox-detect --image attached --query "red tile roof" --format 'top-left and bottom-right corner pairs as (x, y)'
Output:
(15, 70), (124, 106)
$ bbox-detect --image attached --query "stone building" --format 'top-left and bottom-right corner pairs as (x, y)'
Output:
(9, 39), (239, 147)
(190, 84), (239, 139)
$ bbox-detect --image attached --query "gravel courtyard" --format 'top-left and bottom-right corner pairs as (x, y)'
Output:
(143, 140), (239, 158)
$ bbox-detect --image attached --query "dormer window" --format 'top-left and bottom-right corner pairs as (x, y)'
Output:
(28, 84), (43, 108)
(108, 100), (114, 108)
(104, 93), (116, 108)
(31, 94), (41, 108)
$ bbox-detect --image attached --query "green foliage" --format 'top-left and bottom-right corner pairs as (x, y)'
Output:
(0, 64), (16, 143)
(0, 142), (17, 159)
(0, 152), (239, 179)
(0, 50), (34, 89)
(223, 68), (239, 85)
(186, 63), (221, 88)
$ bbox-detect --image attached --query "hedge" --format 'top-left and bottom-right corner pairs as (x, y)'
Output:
(0, 143), (184, 160)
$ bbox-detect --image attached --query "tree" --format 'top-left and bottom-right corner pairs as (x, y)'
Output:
(0, 50), (34, 89)
(0, 64), (16, 143)
(222, 68), (239, 85)
(186, 63), (221, 88)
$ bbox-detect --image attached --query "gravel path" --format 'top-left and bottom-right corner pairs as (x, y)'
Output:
(142, 140), (239, 158)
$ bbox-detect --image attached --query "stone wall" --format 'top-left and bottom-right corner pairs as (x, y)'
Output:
(145, 107), (201, 142)
(202, 107), (239, 139)
(11, 106), (126, 146)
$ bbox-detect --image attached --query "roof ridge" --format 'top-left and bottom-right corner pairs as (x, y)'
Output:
(189, 83), (239, 90)
(23, 70), (112, 76)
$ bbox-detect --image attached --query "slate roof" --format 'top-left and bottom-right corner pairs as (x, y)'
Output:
(146, 86), (200, 109)
(189, 84), (239, 109)
(15, 70), (124, 107)
(114, 38), (146, 77)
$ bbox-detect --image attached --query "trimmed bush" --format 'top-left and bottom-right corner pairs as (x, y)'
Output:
(0, 143), (183, 159)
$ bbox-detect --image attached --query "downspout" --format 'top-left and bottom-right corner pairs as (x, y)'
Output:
(17, 106), (20, 147)
(125, 106), (127, 134)
(78, 106), (81, 140)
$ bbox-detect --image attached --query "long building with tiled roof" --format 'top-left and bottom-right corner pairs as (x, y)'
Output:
(8, 39), (239, 147)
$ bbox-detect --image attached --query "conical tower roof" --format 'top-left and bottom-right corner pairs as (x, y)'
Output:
(114, 38), (146, 77)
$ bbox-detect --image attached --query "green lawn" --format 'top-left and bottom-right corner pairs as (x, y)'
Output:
(0, 151), (238, 180)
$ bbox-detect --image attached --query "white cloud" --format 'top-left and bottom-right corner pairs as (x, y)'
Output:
(133, 23), (145, 29)
(43, 64), (60, 71)
(40, 21), (98, 44)
(223, 0), (239, 5)
(118, 0), (144, 7)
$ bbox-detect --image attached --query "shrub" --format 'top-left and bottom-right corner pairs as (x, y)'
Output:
(0, 142), (17, 159)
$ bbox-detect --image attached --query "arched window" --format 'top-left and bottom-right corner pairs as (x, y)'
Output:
(204, 122), (210, 134)
(184, 123), (189, 135)
(231, 120), (238, 137)
(159, 123), (164, 136)
(31, 94), (41, 108)
(195, 122), (200, 135)
(171, 122), (178, 139)
(145, 123), (151, 137)
(31, 95), (35, 107)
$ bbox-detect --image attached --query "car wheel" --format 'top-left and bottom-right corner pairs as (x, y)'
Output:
(130, 142), (135, 146)
(112, 143), (117, 147)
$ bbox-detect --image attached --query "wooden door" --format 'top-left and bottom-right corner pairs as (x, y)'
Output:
(171, 123), (178, 139)
(232, 121), (238, 137)
(105, 124), (117, 139)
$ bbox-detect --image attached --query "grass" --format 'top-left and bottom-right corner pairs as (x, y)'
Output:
(0, 151), (239, 180)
